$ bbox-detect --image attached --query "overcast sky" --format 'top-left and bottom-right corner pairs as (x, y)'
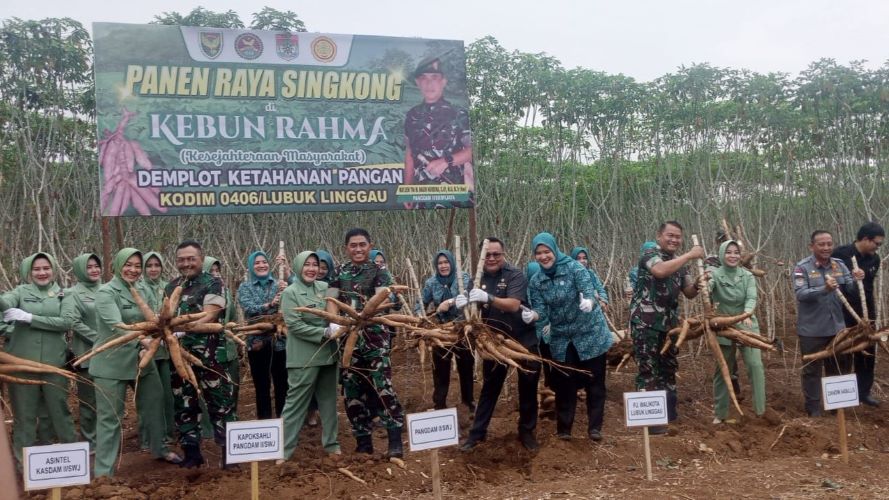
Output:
(3, 0), (887, 81)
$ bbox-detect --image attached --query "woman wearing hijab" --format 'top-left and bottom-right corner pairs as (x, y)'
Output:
(315, 250), (336, 284)
(421, 250), (475, 412)
(237, 251), (288, 419)
(571, 246), (609, 309)
(136, 251), (175, 443)
(204, 256), (241, 420)
(61, 253), (103, 448)
(526, 233), (613, 441)
(1, 252), (77, 463)
(90, 248), (181, 476)
(708, 240), (766, 422)
(279, 251), (341, 462)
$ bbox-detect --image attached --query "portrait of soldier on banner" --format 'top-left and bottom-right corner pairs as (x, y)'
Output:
(403, 55), (475, 209)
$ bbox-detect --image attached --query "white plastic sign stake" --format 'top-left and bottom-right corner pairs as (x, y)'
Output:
(408, 408), (459, 500)
(226, 418), (284, 500)
(624, 390), (668, 427)
(407, 408), (459, 452)
(226, 418), (284, 464)
(822, 373), (858, 464)
(822, 373), (859, 410)
(23, 442), (91, 491)
(624, 390), (667, 481)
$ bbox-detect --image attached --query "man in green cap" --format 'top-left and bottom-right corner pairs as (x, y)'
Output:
(403, 56), (474, 207)
(61, 253), (103, 449)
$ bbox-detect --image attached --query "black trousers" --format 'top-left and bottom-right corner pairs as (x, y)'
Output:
(468, 357), (540, 441)
(552, 343), (607, 434)
(247, 343), (288, 419)
(854, 344), (876, 397)
(799, 335), (851, 413)
(431, 343), (475, 409)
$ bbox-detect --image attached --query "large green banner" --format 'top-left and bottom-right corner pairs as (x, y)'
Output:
(94, 23), (474, 216)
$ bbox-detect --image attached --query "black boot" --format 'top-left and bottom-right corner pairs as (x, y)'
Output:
(386, 428), (404, 459)
(220, 444), (240, 471)
(355, 434), (374, 454)
(179, 443), (204, 469)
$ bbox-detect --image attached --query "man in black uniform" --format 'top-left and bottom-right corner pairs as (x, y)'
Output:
(403, 57), (474, 207)
(832, 222), (884, 406)
(457, 237), (541, 452)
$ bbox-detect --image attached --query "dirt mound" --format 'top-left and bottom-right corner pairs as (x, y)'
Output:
(18, 332), (889, 498)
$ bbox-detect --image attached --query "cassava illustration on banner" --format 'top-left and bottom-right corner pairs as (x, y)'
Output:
(94, 23), (474, 216)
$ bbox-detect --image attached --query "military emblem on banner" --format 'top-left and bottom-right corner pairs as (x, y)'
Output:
(235, 33), (263, 60)
(311, 36), (337, 62)
(276, 33), (299, 60)
(199, 31), (223, 59)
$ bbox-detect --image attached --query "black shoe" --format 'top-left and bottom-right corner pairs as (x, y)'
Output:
(588, 429), (602, 442)
(355, 435), (374, 454)
(220, 446), (240, 471)
(386, 428), (404, 459)
(178, 444), (204, 469)
(465, 401), (477, 417)
(459, 437), (482, 452)
(519, 432), (539, 452)
(806, 408), (823, 418)
(557, 432), (572, 441)
(862, 395), (880, 407)
(648, 426), (668, 435)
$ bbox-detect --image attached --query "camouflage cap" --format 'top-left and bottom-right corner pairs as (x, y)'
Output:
(414, 56), (445, 79)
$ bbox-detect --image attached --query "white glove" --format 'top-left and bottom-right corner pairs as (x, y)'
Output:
(454, 294), (469, 309)
(520, 306), (538, 324)
(468, 288), (491, 304)
(579, 293), (594, 313)
(4, 308), (33, 324)
(323, 323), (341, 339)
(173, 331), (185, 339)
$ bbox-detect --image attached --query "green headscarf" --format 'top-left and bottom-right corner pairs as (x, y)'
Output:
(570, 246), (590, 268)
(142, 251), (165, 285)
(711, 240), (742, 279)
(203, 256), (221, 274)
(112, 248), (142, 283)
(293, 251), (321, 285)
(19, 252), (60, 288)
(71, 253), (102, 290)
(530, 232), (574, 276)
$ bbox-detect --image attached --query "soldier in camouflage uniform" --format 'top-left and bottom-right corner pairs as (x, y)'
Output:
(630, 221), (704, 433)
(403, 57), (474, 208)
(165, 240), (237, 469)
(326, 228), (405, 458)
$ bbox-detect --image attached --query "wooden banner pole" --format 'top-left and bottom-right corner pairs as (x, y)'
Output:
(430, 448), (442, 500)
(837, 408), (849, 464)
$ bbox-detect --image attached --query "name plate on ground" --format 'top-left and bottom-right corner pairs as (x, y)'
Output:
(23, 442), (91, 490)
(407, 408), (459, 452)
(624, 390), (669, 427)
(226, 418), (284, 464)
(822, 374), (859, 410)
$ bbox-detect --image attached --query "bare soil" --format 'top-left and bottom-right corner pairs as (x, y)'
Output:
(19, 331), (889, 499)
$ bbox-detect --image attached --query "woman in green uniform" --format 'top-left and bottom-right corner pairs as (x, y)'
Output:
(89, 248), (181, 476)
(709, 240), (766, 422)
(278, 251), (340, 462)
(136, 251), (175, 443)
(60, 253), (103, 449)
(1, 252), (76, 463)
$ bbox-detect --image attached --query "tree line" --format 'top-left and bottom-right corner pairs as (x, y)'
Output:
(0, 10), (887, 333)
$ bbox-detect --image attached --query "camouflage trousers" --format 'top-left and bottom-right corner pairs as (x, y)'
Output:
(341, 346), (404, 437)
(631, 324), (678, 420)
(172, 343), (236, 447)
